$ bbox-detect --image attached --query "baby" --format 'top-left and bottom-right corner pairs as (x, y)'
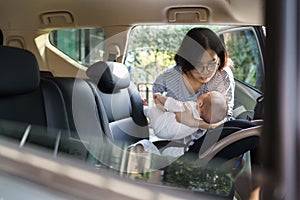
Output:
(128, 91), (228, 157)
(145, 91), (228, 140)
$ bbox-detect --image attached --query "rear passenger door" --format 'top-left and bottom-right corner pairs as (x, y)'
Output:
(218, 26), (265, 120)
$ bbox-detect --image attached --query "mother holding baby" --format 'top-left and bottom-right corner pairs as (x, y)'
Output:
(152, 27), (235, 144)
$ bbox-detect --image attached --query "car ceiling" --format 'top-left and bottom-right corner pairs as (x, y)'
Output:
(0, 0), (265, 75)
(0, 0), (264, 31)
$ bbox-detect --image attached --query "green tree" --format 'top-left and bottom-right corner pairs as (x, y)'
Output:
(224, 29), (262, 90)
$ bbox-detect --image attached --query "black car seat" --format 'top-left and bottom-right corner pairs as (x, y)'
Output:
(86, 61), (149, 148)
(162, 119), (261, 199)
(186, 119), (261, 164)
(0, 45), (110, 163)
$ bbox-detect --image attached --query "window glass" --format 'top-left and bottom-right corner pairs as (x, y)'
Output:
(124, 25), (226, 102)
(126, 25), (264, 99)
(220, 28), (264, 91)
(49, 28), (105, 66)
(125, 25), (225, 84)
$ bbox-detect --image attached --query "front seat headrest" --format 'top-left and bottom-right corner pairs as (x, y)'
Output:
(0, 46), (40, 95)
(86, 61), (130, 93)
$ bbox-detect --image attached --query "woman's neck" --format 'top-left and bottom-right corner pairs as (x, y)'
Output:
(182, 72), (203, 94)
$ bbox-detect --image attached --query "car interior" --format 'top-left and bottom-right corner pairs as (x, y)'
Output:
(0, 0), (299, 199)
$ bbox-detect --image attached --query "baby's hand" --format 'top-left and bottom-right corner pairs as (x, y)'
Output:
(142, 98), (148, 106)
(153, 93), (168, 112)
(154, 93), (167, 105)
(153, 93), (161, 105)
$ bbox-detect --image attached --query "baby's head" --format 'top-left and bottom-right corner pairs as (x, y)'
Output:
(196, 91), (227, 123)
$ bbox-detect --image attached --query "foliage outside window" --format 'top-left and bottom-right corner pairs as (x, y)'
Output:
(125, 25), (221, 85)
(48, 26), (263, 93)
(125, 25), (227, 105)
(164, 158), (234, 197)
(125, 25), (263, 93)
(220, 28), (264, 91)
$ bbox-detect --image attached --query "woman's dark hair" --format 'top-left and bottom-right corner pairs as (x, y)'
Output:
(175, 27), (228, 73)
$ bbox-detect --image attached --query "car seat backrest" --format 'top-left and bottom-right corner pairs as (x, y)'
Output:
(0, 46), (111, 162)
(86, 61), (149, 147)
(45, 77), (115, 164)
(0, 46), (82, 155)
(0, 46), (40, 96)
(48, 77), (114, 142)
(0, 46), (57, 128)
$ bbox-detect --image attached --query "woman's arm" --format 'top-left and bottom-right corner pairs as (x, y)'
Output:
(147, 105), (198, 140)
(155, 93), (187, 113)
(175, 104), (225, 129)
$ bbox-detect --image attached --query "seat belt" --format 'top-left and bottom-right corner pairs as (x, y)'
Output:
(86, 81), (114, 141)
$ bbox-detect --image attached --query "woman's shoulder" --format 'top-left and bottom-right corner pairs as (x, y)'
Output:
(205, 66), (234, 92)
(215, 66), (234, 82)
(161, 65), (181, 75)
(153, 65), (184, 96)
(155, 65), (182, 80)
(223, 66), (234, 78)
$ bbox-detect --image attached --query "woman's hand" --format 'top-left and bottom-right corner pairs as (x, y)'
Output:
(175, 104), (225, 129)
(174, 103), (208, 128)
(175, 111), (210, 129)
(209, 118), (226, 129)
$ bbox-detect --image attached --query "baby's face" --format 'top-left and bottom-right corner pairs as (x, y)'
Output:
(197, 91), (228, 123)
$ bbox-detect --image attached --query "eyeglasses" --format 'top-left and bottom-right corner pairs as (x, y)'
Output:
(195, 62), (219, 73)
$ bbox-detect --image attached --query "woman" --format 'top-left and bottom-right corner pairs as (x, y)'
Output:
(152, 27), (235, 144)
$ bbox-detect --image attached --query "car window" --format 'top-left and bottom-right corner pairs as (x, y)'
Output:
(44, 25), (264, 198)
(219, 27), (264, 92)
(49, 28), (106, 66)
(124, 25), (231, 103)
